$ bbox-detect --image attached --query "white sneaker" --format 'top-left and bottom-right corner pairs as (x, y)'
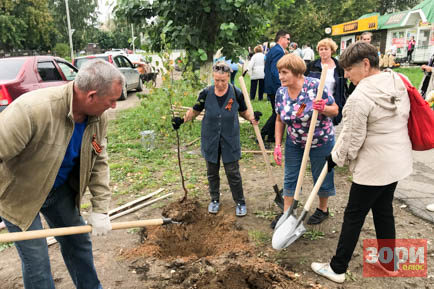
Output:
(0, 221), (5, 230)
(427, 203), (434, 212)
(311, 262), (345, 283)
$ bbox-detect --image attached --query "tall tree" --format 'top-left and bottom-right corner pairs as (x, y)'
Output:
(0, 0), (57, 51)
(269, 0), (378, 49)
(114, 0), (274, 63)
(49, 0), (99, 50)
(378, 0), (422, 14)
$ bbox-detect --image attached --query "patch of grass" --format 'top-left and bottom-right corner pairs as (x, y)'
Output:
(303, 229), (325, 240)
(0, 242), (14, 252)
(345, 270), (357, 282)
(80, 203), (91, 210)
(394, 67), (424, 88)
(127, 228), (141, 234)
(334, 164), (349, 174)
(248, 229), (271, 246)
(254, 209), (278, 221)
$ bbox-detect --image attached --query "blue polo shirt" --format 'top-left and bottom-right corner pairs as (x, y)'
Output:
(53, 120), (87, 189)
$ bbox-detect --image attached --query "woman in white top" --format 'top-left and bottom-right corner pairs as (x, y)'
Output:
(305, 38), (348, 126)
(248, 45), (265, 100)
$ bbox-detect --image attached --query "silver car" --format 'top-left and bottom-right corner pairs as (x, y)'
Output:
(73, 54), (142, 100)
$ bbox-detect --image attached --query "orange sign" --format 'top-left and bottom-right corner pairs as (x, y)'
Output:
(332, 15), (379, 36)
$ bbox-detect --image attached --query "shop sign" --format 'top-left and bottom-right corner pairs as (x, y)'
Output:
(332, 15), (378, 36)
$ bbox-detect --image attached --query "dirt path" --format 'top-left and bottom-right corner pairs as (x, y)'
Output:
(0, 150), (433, 288)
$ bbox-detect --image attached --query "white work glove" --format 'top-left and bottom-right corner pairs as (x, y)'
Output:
(88, 212), (112, 236)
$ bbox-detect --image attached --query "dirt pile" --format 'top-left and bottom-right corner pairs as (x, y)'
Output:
(121, 200), (312, 288)
(123, 199), (250, 260)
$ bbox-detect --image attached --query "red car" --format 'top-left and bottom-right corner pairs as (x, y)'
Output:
(0, 56), (78, 112)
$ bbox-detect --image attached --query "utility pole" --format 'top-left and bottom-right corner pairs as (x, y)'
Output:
(65, 0), (74, 61)
(131, 24), (135, 53)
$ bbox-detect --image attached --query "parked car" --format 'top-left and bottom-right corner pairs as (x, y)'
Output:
(127, 54), (147, 63)
(73, 54), (142, 100)
(0, 56), (78, 112)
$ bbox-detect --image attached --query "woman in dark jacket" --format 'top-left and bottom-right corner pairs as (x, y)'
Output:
(305, 38), (348, 125)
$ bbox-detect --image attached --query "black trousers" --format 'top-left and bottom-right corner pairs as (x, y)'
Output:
(206, 147), (245, 205)
(330, 182), (397, 274)
(260, 93), (276, 142)
(250, 79), (264, 100)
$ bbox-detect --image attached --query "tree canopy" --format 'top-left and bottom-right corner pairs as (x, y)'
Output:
(0, 0), (57, 51)
(114, 0), (274, 62)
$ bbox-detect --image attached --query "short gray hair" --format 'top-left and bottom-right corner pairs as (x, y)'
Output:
(75, 59), (125, 97)
(339, 42), (379, 69)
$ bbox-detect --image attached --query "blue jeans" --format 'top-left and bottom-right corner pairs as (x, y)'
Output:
(3, 183), (102, 289)
(283, 137), (336, 197)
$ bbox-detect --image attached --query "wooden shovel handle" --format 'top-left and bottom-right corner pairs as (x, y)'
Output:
(0, 218), (169, 243)
(238, 75), (276, 185)
(304, 132), (344, 211)
(292, 65), (328, 202)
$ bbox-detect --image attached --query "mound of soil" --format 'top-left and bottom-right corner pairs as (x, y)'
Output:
(122, 199), (250, 260)
(121, 200), (310, 288)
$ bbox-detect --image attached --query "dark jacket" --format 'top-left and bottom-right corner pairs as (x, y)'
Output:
(305, 58), (348, 125)
(264, 44), (285, 95)
(201, 85), (241, 164)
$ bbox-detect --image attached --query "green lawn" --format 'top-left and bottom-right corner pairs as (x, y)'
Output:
(107, 66), (425, 196)
(393, 67), (424, 88)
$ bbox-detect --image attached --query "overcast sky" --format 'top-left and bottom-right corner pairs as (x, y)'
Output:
(98, 0), (115, 22)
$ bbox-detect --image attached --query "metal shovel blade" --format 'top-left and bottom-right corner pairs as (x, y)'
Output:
(272, 219), (306, 250)
(273, 185), (284, 210)
(272, 214), (298, 249)
(273, 209), (291, 231)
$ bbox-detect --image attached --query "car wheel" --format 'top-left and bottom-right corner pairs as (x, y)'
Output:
(136, 77), (143, 92)
(119, 85), (127, 101)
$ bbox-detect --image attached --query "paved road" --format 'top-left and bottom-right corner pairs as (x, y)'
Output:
(395, 150), (434, 224)
(107, 91), (141, 120)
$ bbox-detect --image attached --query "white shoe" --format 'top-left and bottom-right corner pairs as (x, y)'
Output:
(311, 262), (345, 283)
(427, 203), (434, 212)
(0, 221), (5, 230)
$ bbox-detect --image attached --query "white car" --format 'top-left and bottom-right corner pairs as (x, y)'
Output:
(104, 49), (127, 56)
(127, 54), (147, 63)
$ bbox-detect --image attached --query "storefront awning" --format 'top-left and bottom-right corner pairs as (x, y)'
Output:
(332, 15), (378, 36)
(379, 9), (427, 29)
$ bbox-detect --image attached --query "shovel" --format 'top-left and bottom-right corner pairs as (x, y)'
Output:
(272, 133), (344, 250)
(273, 65), (329, 230)
(272, 163), (328, 249)
(0, 218), (180, 243)
(238, 72), (284, 209)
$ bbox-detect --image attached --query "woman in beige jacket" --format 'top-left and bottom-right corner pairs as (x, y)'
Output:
(311, 42), (413, 283)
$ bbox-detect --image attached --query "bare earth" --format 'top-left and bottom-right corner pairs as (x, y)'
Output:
(0, 150), (433, 288)
(0, 90), (433, 288)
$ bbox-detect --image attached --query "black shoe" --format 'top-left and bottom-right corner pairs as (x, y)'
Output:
(307, 208), (329, 225)
(270, 213), (283, 229)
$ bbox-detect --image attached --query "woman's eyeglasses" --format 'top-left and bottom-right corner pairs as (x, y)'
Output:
(213, 65), (231, 73)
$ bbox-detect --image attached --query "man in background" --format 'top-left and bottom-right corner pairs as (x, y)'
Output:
(262, 30), (290, 144)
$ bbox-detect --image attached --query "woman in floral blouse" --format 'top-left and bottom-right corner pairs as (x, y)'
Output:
(273, 53), (338, 225)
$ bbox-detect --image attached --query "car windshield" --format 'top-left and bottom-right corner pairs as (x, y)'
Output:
(75, 56), (109, 69)
(0, 58), (26, 80)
